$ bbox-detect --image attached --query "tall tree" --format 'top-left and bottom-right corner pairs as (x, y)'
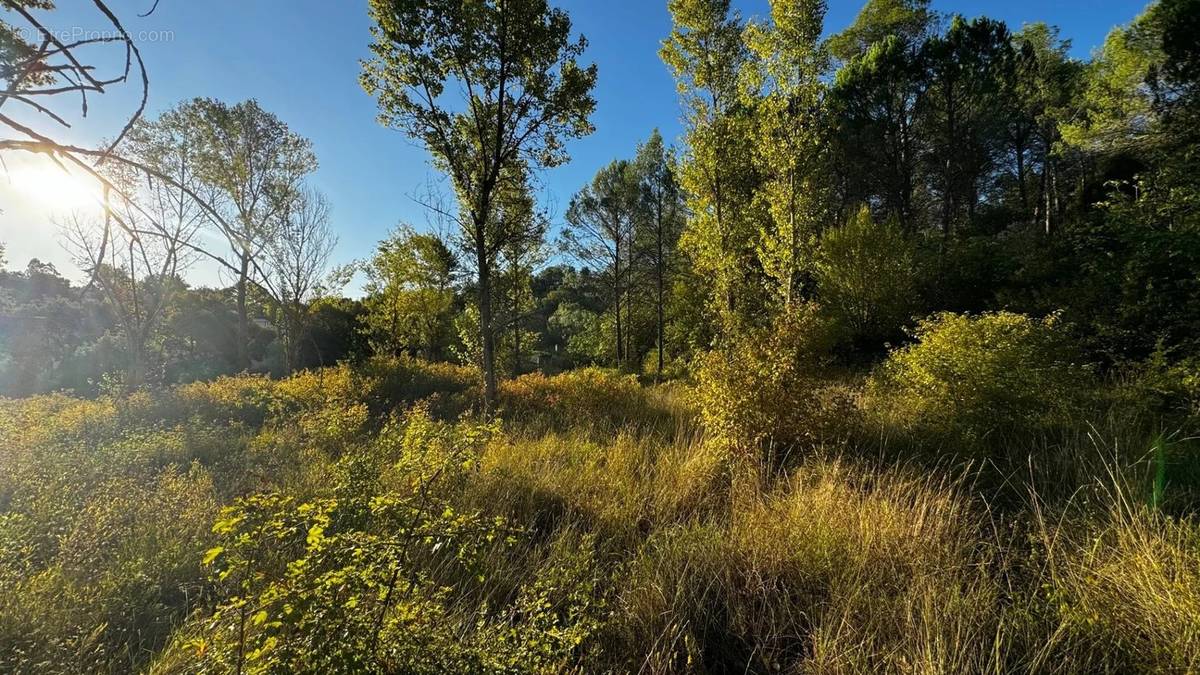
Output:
(1007, 24), (1082, 231)
(830, 36), (926, 231)
(633, 130), (684, 377)
(919, 16), (1015, 236)
(826, 0), (936, 64)
(181, 98), (318, 371)
(662, 0), (761, 331)
(362, 0), (597, 410)
(562, 159), (640, 367)
(58, 110), (209, 387)
(61, 185), (199, 388)
(745, 0), (830, 307)
(494, 175), (547, 377)
(265, 187), (337, 372)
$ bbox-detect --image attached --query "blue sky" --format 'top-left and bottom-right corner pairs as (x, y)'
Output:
(0, 0), (1149, 288)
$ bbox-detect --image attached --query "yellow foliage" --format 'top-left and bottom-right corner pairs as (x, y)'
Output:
(693, 303), (854, 457)
(864, 311), (1091, 453)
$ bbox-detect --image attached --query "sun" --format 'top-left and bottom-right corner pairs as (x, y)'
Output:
(2, 159), (106, 211)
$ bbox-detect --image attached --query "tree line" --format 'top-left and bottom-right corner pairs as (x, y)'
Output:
(3, 0), (1199, 406)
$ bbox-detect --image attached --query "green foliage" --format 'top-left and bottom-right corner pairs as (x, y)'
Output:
(866, 311), (1091, 451)
(694, 303), (852, 457)
(816, 206), (918, 349)
(1061, 5), (1165, 153)
(826, 0), (935, 62)
(662, 0), (766, 330)
(362, 0), (599, 406)
(156, 407), (604, 674)
(744, 0), (829, 307)
(361, 226), (459, 360)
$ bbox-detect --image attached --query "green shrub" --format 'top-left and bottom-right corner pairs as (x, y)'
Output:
(865, 311), (1092, 453)
(153, 407), (605, 674)
(816, 206), (919, 350)
(0, 465), (218, 674)
(693, 303), (855, 458)
(176, 374), (278, 426)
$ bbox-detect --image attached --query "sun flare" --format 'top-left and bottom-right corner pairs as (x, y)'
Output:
(2, 161), (105, 212)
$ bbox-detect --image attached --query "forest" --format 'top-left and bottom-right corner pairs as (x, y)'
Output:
(2, 0), (1200, 672)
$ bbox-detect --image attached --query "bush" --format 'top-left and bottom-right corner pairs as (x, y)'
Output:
(176, 374), (278, 426)
(693, 303), (855, 458)
(816, 206), (919, 351)
(152, 407), (606, 674)
(0, 465), (218, 673)
(865, 311), (1092, 454)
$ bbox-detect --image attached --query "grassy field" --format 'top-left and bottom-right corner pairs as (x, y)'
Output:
(2, 355), (1199, 673)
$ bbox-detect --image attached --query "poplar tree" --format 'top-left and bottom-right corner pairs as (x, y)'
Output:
(661, 0), (760, 332)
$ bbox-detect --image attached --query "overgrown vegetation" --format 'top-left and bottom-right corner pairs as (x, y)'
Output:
(4, 362), (1200, 673)
(4, 0), (1200, 672)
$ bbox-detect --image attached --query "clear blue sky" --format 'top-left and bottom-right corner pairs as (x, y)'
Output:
(0, 0), (1149, 288)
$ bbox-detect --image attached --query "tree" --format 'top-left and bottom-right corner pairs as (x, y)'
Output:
(494, 174), (548, 376)
(919, 16), (1016, 237)
(58, 110), (209, 387)
(826, 0), (936, 64)
(662, 0), (762, 331)
(362, 226), (459, 360)
(816, 206), (917, 349)
(180, 98), (318, 371)
(633, 130), (684, 377)
(1006, 24), (1082, 230)
(265, 187), (338, 372)
(830, 36), (926, 232)
(61, 199), (198, 387)
(362, 0), (598, 411)
(562, 160), (640, 367)
(745, 0), (830, 307)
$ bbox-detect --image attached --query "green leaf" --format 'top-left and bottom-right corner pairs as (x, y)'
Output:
(202, 546), (224, 565)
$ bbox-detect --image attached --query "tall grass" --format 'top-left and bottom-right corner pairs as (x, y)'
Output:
(3, 363), (1200, 673)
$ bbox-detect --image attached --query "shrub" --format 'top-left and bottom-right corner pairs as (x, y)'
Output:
(816, 206), (919, 350)
(153, 407), (605, 674)
(693, 303), (854, 458)
(175, 374), (278, 426)
(0, 465), (218, 673)
(865, 311), (1092, 453)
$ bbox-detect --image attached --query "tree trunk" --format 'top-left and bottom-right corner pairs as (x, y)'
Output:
(613, 237), (623, 367)
(512, 280), (521, 378)
(656, 220), (665, 379)
(127, 330), (145, 390)
(1015, 136), (1029, 217)
(236, 254), (250, 372)
(476, 232), (497, 413)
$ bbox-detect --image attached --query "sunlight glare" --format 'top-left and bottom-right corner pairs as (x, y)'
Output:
(2, 161), (106, 211)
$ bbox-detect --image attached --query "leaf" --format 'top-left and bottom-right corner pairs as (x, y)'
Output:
(202, 546), (224, 565)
